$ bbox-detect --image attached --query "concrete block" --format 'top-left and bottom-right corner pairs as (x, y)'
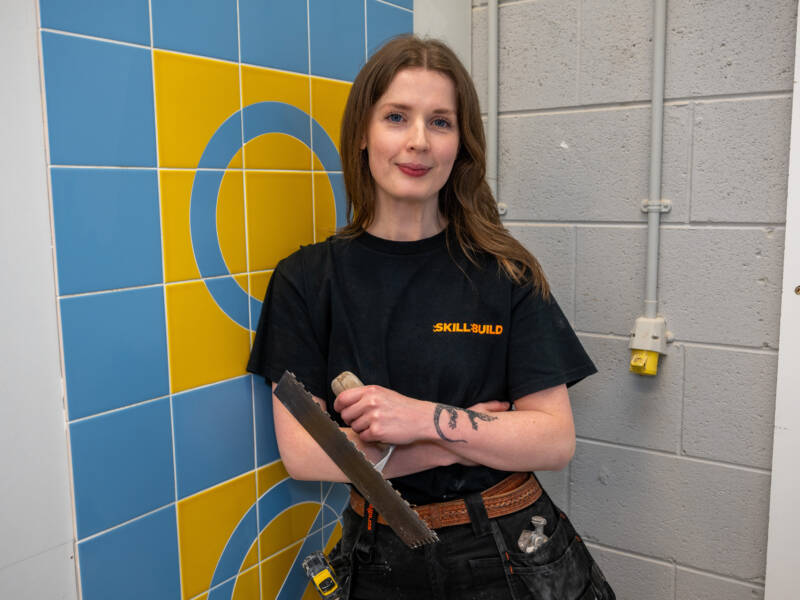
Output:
(472, 0), (580, 113)
(570, 335), (683, 453)
(676, 569), (764, 600)
(659, 227), (784, 348)
(692, 98), (791, 224)
(683, 346), (776, 469)
(575, 226), (647, 336)
(579, 0), (653, 104)
(506, 224), (575, 321)
(535, 467), (569, 511)
(587, 546), (675, 600)
(0, 542), (77, 600)
(498, 105), (691, 222)
(570, 443), (770, 579)
(575, 226), (786, 346)
(665, 0), (796, 98)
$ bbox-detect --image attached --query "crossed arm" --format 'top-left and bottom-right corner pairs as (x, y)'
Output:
(271, 382), (575, 482)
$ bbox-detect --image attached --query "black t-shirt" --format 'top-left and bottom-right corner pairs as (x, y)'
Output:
(247, 228), (596, 505)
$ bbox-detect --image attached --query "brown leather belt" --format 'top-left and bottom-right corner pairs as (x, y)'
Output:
(349, 472), (542, 530)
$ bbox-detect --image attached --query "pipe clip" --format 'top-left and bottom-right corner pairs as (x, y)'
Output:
(641, 199), (671, 213)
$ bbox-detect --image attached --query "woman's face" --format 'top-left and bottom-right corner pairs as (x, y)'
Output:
(363, 67), (459, 212)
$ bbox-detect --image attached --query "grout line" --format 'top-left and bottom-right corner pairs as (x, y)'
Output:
(374, 0), (413, 13)
(576, 331), (779, 355)
(364, 0), (369, 61)
(493, 90), (793, 119)
(68, 394), (171, 425)
(686, 101), (696, 224)
(576, 436), (772, 475)
(40, 27), (150, 50)
(147, 2), (184, 595)
(48, 164), (342, 174)
(575, 0), (581, 105)
(76, 501), (176, 545)
(586, 540), (766, 590)
(504, 220), (787, 229)
(58, 270), (276, 300)
(39, 27), (354, 85)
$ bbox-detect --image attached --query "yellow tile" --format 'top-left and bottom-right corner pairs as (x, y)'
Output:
(241, 66), (311, 171)
(166, 280), (250, 393)
(218, 171), (247, 275)
(310, 77), (351, 159)
(245, 172), (313, 271)
(249, 271), (273, 303)
(258, 503), (321, 561)
(324, 522), (342, 554)
(301, 582), (319, 599)
(154, 51), (241, 168)
(259, 541), (303, 600)
(177, 472), (257, 600)
(242, 539), (259, 572)
(232, 564), (260, 600)
(257, 462), (289, 497)
(160, 170), (201, 282)
(313, 173), (338, 242)
(242, 134), (311, 171)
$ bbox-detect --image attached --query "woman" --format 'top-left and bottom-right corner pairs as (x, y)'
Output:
(248, 35), (614, 600)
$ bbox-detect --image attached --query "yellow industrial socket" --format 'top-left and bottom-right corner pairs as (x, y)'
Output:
(630, 349), (660, 376)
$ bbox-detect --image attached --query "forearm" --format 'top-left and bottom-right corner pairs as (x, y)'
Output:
(273, 395), (460, 481)
(426, 406), (575, 472)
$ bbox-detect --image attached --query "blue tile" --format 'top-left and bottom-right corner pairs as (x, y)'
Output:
(240, 0), (308, 73)
(309, 0), (365, 81)
(41, 32), (156, 167)
(367, 0), (414, 57)
(151, 0), (238, 61)
(70, 399), (175, 539)
(40, 0), (150, 45)
(253, 376), (280, 466)
(52, 169), (162, 295)
(61, 287), (169, 420)
(78, 505), (181, 600)
(172, 377), (255, 498)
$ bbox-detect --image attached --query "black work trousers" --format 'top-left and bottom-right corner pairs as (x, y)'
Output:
(330, 483), (615, 600)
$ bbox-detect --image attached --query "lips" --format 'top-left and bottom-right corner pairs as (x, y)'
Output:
(397, 163), (431, 177)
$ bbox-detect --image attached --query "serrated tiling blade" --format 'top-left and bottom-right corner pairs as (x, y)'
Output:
(274, 371), (439, 547)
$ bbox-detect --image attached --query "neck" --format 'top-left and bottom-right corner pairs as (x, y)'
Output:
(367, 197), (447, 241)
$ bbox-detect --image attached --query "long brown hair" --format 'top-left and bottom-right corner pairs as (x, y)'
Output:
(339, 35), (550, 298)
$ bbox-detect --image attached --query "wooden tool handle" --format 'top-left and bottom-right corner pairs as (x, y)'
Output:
(331, 371), (364, 396)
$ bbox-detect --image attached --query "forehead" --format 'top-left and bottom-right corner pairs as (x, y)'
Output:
(376, 68), (457, 110)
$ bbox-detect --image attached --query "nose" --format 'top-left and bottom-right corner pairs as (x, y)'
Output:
(407, 118), (429, 151)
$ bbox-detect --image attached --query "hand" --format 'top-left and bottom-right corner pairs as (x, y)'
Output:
(333, 385), (433, 445)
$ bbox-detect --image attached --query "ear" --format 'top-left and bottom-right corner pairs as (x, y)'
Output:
(360, 135), (367, 150)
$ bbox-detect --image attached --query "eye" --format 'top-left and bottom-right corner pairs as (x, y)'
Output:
(386, 112), (404, 123)
(432, 117), (452, 129)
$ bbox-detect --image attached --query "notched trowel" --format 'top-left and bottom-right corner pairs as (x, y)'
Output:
(273, 370), (439, 548)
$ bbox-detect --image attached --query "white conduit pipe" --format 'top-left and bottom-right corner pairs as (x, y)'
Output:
(629, 0), (671, 375)
(487, 0), (499, 199)
(644, 0), (668, 319)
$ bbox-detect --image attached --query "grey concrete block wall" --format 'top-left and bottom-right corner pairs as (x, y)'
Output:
(478, 0), (795, 597)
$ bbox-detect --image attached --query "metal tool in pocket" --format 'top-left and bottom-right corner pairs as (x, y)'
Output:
(517, 515), (549, 553)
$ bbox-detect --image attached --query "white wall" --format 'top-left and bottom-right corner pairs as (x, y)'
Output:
(0, 2), (77, 598)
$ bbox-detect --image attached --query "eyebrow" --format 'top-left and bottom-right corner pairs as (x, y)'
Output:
(380, 102), (456, 116)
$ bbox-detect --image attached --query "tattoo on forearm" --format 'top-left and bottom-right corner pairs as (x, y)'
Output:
(433, 404), (497, 443)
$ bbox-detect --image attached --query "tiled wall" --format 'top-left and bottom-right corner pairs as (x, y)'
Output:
(38, 1), (412, 599)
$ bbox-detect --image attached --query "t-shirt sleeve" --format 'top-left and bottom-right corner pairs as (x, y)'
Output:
(507, 286), (597, 401)
(246, 254), (328, 399)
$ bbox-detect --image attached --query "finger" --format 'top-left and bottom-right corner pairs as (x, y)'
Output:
(339, 400), (372, 425)
(333, 387), (365, 413)
(468, 400), (510, 413)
